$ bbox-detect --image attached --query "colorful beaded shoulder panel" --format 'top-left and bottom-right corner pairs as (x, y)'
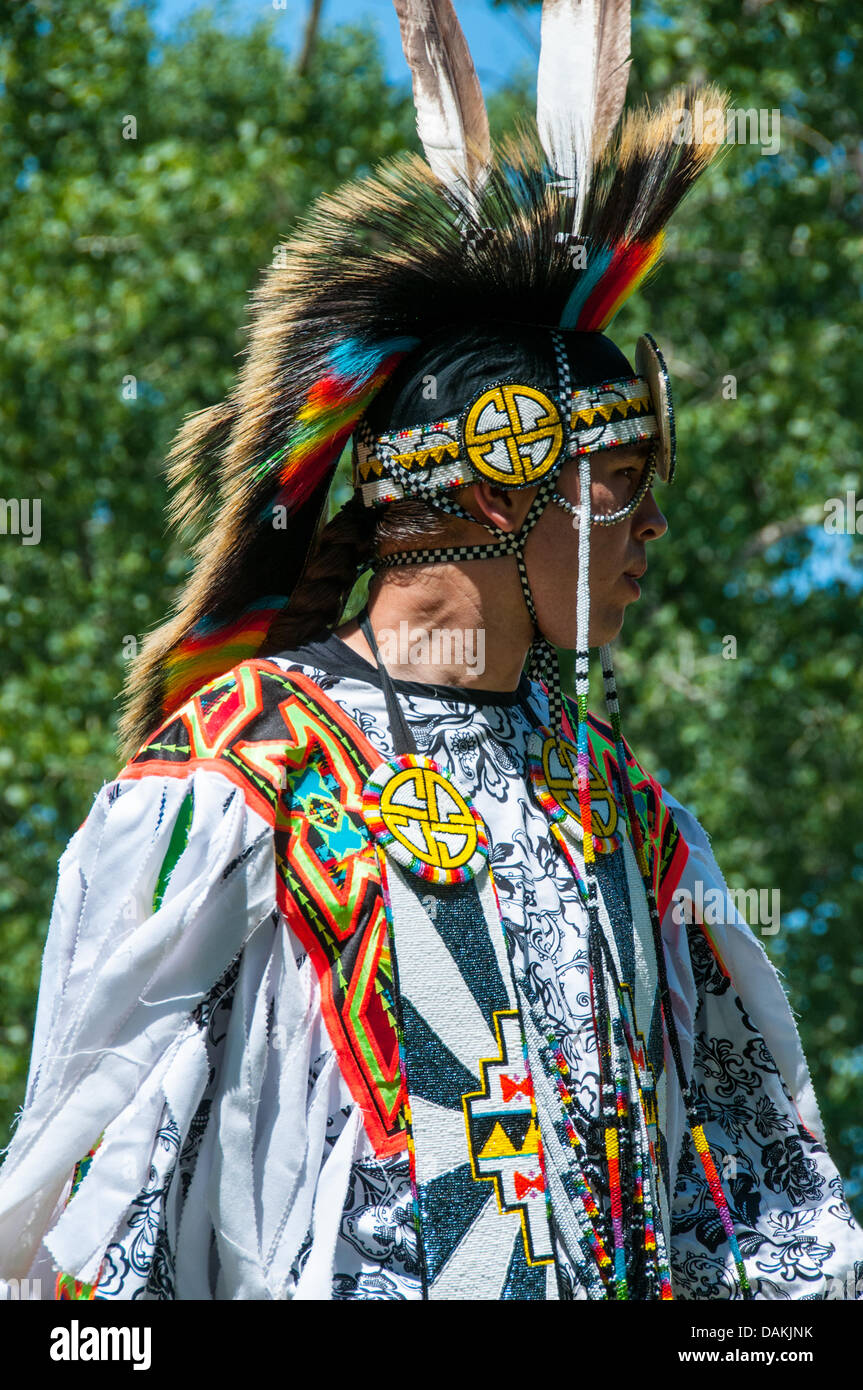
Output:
(123, 659), (408, 1156)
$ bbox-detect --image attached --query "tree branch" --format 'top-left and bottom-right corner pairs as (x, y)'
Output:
(738, 505), (825, 561)
(297, 0), (325, 77)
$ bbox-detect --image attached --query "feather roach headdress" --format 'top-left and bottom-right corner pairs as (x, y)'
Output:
(120, 0), (727, 755)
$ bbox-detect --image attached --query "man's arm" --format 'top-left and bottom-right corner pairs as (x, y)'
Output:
(663, 791), (863, 1300)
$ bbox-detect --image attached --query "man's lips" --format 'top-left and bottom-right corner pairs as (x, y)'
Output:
(622, 564), (646, 597)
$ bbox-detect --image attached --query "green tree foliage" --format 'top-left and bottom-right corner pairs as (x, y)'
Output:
(610, 1), (863, 1219)
(1, 0), (861, 1223)
(0, 0), (416, 1132)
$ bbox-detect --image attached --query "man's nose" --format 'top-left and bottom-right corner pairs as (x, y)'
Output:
(633, 488), (668, 541)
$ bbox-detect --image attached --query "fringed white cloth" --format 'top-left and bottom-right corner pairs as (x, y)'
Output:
(1, 676), (861, 1300)
(663, 792), (825, 1147)
(0, 770), (363, 1298)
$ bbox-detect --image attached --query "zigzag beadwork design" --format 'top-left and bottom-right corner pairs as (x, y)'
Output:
(462, 1010), (553, 1267)
(569, 377), (650, 414)
(567, 378), (656, 456)
(571, 395), (651, 428)
(391, 439), (461, 472)
(123, 661), (408, 1155)
(357, 452), (384, 481)
(355, 426), (462, 486)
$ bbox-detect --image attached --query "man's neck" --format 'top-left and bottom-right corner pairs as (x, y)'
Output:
(336, 561), (533, 690)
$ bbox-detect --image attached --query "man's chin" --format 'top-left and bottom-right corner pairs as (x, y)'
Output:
(551, 615), (625, 651)
(589, 606), (626, 649)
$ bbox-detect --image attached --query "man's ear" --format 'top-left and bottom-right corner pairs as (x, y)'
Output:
(466, 480), (537, 534)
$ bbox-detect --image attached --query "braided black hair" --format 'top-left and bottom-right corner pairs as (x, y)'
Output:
(262, 494), (450, 652)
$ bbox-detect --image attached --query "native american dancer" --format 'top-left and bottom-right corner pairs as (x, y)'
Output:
(1, 0), (861, 1300)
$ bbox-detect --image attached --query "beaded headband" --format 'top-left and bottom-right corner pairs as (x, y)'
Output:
(354, 331), (674, 508)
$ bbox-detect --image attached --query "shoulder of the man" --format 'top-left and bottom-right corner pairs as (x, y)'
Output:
(116, 659), (406, 1160)
(119, 657), (382, 822)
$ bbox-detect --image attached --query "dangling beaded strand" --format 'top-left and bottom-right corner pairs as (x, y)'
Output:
(570, 450), (636, 1298)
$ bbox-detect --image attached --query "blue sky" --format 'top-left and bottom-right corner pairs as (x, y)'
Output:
(152, 0), (541, 90)
(773, 528), (863, 599)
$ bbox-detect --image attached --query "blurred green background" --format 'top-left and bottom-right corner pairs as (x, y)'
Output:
(1, 0), (862, 1221)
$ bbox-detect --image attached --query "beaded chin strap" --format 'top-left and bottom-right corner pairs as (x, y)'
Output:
(374, 467), (566, 711)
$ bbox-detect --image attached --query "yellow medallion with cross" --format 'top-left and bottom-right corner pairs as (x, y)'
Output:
(380, 763), (477, 870)
(363, 754), (490, 884)
(540, 735), (619, 842)
(463, 383), (564, 487)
